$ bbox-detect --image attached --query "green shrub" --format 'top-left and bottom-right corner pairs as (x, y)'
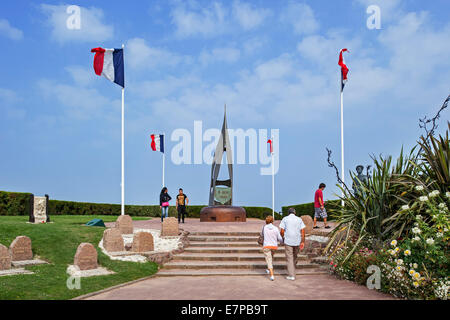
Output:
(0, 191), (33, 216)
(281, 200), (340, 220)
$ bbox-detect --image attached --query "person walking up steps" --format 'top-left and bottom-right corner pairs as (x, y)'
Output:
(176, 188), (189, 224)
(160, 187), (171, 223)
(261, 215), (283, 281)
(314, 183), (330, 229)
(280, 208), (306, 280)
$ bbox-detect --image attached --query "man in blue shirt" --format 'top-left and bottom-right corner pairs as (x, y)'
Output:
(280, 208), (306, 280)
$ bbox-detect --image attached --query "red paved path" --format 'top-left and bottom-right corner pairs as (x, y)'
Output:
(84, 218), (394, 300)
(84, 275), (394, 300)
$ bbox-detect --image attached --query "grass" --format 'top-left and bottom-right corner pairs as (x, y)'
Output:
(0, 215), (158, 300)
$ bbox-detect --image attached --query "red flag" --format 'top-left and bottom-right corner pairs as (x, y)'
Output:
(267, 139), (273, 154)
(338, 48), (349, 91)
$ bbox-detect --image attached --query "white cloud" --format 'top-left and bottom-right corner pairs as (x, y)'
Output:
(232, 0), (271, 30)
(40, 4), (113, 43)
(170, 1), (228, 38)
(126, 38), (187, 70)
(0, 88), (26, 119)
(280, 2), (319, 35)
(65, 65), (97, 87)
(0, 19), (23, 40)
(199, 47), (241, 66)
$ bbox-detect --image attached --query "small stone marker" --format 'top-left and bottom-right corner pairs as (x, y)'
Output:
(115, 215), (133, 234)
(161, 217), (179, 237)
(103, 228), (125, 252)
(300, 215), (314, 234)
(0, 244), (12, 270)
(74, 243), (98, 270)
(132, 232), (154, 253)
(10, 236), (33, 261)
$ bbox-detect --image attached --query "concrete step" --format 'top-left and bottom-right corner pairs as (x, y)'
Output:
(188, 241), (260, 247)
(188, 236), (258, 242)
(156, 268), (328, 277)
(184, 247), (284, 254)
(189, 232), (260, 236)
(172, 253), (308, 262)
(162, 261), (317, 270)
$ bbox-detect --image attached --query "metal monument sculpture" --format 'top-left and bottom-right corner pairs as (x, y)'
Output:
(200, 105), (246, 222)
(209, 106), (233, 206)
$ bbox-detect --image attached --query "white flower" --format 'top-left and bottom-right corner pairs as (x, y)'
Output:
(391, 240), (397, 247)
(446, 191), (450, 198)
(412, 236), (421, 242)
(412, 227), (422, 234)
(416, 215), (422, 220)
(409, 269), (415, 276)
(401, 205), (410, 210)
(413, 281), (420, 288)
(445, 228), (448, 232)
(396, 259), (403, 265)
(426, 238), (435, 245)
(437, 232), (443, 238)
(429, 190), (440, 198)
(413, 272), (421, 279)
(415, 185), (424, 191)
(404, 250), (411, 256)
(413, 263), (418, 269)
(419, 196), (428, 202)
(438, 203), (447, 209)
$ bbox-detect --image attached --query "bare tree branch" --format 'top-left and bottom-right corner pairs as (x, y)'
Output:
(419, 93), (450, 141)
(326, 148), (352, 194)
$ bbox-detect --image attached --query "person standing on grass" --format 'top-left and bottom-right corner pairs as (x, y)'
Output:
(261, 215), (283, 281)
(313, 183), (330, 229)
(176, 188), (189, 224)
(280, 208), (306, 280)
(160, 187), (171, 222)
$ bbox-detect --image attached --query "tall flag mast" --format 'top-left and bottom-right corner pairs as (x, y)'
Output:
(90, 45), (126, 215)
(338, 48), (349, 206)
(267, 138), (275, 216)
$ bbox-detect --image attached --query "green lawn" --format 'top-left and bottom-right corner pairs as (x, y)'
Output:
(0, 215), (158, 300)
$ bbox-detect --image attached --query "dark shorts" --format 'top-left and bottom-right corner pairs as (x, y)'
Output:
(314, 207), (327, 219)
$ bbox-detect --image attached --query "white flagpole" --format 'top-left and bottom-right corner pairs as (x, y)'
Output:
(121, 43), (125, 216)
(162, 132), (165, 188)
(271, 138), (275, 217)
(340, 88), (345, 207)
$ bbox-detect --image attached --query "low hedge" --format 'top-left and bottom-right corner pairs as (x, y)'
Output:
(0, 191), (33, 216)
(48, 200), (278, 220)
(281, 200), (341, 220)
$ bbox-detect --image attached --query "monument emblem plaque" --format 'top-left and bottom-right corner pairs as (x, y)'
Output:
(200, 105), (246, 222)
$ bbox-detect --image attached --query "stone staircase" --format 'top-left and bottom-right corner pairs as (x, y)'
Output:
(157, 231), (329, 277)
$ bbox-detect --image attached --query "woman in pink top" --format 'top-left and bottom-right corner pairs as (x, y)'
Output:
(261, 215), (283, 281)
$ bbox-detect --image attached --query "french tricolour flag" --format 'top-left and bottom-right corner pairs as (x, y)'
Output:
(338, 48), (349, 92)
(91, 47), (124, 88)
(150, 134), (164, 153)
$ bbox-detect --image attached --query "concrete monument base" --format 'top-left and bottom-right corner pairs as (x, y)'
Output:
(200, 206), (246, 222)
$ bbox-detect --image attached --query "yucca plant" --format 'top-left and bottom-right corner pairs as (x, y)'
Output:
(326, 148), (419, 261)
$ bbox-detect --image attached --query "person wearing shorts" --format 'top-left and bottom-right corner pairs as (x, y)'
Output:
(314, 183), (330, 229)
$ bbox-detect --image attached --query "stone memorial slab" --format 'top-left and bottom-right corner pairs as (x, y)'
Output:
(103, 228), (125, 252)
(0, 244), (11, 270)
(74, 243), (98, 270)
(115, 215), (133, 234)
(10, 236), (33, 261)
(161, 217), (179, 237)
(300, 215), (314, 234)
(132, 232), (154, 253)
(30, 195), (49, 224)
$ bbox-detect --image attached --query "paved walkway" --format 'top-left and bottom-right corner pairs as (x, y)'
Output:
(84, 218), (394, 300)
(84, 274), (393, 300)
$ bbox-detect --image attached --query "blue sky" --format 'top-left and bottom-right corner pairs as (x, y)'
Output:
(0, 0), (449, 210)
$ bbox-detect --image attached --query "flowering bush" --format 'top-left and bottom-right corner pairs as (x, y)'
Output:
(330, 189), (449, 300)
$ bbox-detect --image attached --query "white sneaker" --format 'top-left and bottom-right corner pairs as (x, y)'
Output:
(270, 275), (275, 281)
(265, 269), (270, 274)
(286, 276), (295, 281)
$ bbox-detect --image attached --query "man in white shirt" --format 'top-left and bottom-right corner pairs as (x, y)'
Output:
(280, 208), (306, 280)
